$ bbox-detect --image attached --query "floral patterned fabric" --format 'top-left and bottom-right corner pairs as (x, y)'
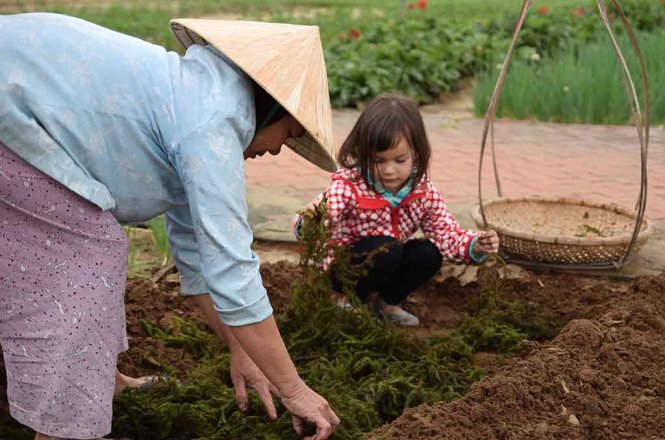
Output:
(0, 142), (128, 438)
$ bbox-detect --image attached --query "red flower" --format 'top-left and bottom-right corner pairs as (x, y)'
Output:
(572, 7), (584, 17)
(537, 5), (550, 15)
(418, 0), (428, 9)
(349, 28), (361, 40)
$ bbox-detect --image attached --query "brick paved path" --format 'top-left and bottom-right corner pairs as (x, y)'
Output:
(246, 110), (664, 240)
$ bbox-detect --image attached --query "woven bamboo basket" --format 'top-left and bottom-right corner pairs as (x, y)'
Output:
(475, 0), (651, 270)
(471, 197), (653, 265)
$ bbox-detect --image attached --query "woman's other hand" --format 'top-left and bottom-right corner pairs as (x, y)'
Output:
(281, 380), (340, 439)
(230, 351), (280, 419)
(191, 294), (282, 419)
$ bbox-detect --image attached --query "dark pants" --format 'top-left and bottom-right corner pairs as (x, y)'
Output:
(330, 236), (443, 305)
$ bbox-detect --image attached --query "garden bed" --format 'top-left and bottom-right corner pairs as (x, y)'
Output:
(3, 241), (664, 439)
(96, 261), (665, 439)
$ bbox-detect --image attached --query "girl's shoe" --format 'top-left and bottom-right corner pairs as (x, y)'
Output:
(336, 298), (355, 311)
(331, 292), (355, 311)
(372, 300), (420, 327)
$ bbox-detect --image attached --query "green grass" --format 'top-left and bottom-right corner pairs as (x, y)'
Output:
(124, 226), (164, 279)
(3, 0), (593, 50)
(473, 30), (665, 125)
(148, 216), (171, 266)
(5, 1), (661, 111)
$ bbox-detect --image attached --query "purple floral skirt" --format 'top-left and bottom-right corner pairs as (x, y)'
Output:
(0, 141), (128, 439)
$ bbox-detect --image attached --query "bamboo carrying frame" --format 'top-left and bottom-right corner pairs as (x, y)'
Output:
(473, 0), (652, 270)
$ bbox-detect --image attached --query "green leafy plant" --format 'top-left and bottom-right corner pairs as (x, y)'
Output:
(124, 226), (139, 274)
(326, 1), (664, 108)
(326, 17), (498, 107)
(148, 216), (171, 266)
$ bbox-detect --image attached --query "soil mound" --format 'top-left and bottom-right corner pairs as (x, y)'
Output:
(369, 273), (665, 439)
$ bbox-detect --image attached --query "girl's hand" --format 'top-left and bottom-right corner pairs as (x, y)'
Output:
(280, 380), (340, 439)
(304, 195), (323, 212)
(474, 230), (500, 255)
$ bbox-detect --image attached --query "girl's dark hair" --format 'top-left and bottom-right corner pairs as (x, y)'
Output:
(253, 82), (289, 131)
(337, 93), (430, 183)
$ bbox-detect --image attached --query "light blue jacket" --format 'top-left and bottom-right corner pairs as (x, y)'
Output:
(0, 13), (272, 326)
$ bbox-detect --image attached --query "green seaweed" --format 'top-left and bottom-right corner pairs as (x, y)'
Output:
(104, 202), (563, 439)
(575, 224), (606, 238)
(0, 201), (563, 439)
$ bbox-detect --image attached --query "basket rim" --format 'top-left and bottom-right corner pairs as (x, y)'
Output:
(470, 196), (654, 246)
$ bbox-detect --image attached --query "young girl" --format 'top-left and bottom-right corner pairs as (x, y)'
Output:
(294, 93), (499, 327)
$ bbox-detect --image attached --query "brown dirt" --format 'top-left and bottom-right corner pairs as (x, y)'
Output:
(369, 271), (665, 440)
(117, 274), (207, 379)
(2, 245), (665, 439)
(117, 258), (665, 440)
(117, 259), (302, 379)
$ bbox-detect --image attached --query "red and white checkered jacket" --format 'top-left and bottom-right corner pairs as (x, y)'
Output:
(293, 168), (479, 268)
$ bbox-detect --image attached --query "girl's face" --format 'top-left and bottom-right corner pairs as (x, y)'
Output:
(244, 115), (304, 160)
(373, 135), (414, 194)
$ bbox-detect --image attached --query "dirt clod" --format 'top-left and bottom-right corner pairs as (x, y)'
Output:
(578, 367), (596, 383)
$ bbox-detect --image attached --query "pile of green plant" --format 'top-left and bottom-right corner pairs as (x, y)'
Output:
(109, 204), (562, 439)
(473, 30), (665, 124)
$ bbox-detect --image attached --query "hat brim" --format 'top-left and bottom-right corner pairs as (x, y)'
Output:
(286, 133), (337, 172)
(169, 19), (338, 173)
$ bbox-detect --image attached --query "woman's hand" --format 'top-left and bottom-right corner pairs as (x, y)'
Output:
(280, 380), (340, 440)
(228, 315), (340, 438)
(474, 230), (500, 255)
(230, 351), (281, 419)
(191, 295), (282, 419)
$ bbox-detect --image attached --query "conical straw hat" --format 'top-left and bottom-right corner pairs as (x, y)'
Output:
(170, 19), (337, 172)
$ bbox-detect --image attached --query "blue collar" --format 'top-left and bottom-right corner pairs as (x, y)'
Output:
(366, 172), (415, 207)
